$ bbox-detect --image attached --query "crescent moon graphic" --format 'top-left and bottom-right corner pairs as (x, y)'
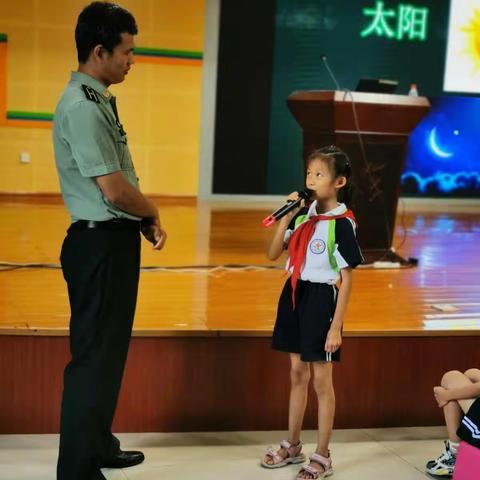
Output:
(429, 127), (454, 159)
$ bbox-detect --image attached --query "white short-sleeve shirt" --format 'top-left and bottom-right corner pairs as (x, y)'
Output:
(284, 202), (363, 284)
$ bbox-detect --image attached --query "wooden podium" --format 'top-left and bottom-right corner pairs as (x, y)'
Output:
(287, 91), (430, 263)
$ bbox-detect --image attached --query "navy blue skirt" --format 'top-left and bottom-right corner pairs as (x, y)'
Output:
(272, 278), (340, 362)
(458, 398), (480, 449)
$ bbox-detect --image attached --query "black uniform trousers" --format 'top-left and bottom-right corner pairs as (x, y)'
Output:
(57, 221), (141, 480)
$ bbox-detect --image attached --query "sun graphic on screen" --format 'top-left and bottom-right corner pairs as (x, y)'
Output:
(462, 9), (480, 70)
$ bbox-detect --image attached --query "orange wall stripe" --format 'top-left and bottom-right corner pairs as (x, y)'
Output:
(5, 119), (52, 129)
(0, 42), (7, 127)
(135, 56), (203, 67)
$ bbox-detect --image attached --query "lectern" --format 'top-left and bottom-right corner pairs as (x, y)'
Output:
(287, 91), (430, 263)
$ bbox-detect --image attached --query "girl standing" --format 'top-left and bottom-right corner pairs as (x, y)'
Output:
(261, 146), (363, 479)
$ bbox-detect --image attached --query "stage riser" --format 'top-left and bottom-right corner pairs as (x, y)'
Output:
(0, 335), (475, 434)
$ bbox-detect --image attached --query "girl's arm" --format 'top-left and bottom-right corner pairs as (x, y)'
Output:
(266, 192), (303, 261)
(325, 267), (352, 353)
(440, 382), (480, 402)
(267, 216), (291, 260)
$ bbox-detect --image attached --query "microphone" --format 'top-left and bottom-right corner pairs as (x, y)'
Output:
(321, 54), (342, 91)
(262, 189), (312, 227)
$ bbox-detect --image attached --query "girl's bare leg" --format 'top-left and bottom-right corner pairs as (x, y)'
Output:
(263, 354), (310, 465)
(441, 370), (476, 442)
(298, 361), (334, 479)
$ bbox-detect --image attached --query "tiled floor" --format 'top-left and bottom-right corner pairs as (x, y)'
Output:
(0, 427), (449, 479)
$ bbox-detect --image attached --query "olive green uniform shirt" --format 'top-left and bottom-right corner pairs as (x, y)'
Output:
(53, 71), (141, 222)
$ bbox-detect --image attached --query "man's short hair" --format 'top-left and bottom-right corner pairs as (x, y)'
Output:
(75, 2), (138, 63)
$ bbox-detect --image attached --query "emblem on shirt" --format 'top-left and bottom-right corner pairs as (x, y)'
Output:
(81, 85), (100, 103)
(309, 238), (326, 254)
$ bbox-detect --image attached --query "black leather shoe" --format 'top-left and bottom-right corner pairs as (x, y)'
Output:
(101, 450), (145, 469)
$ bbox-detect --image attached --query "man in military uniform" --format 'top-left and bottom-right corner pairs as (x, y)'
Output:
(52, 3), (166, 479)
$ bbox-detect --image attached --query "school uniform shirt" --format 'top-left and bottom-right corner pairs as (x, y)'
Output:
(284, 202), (364, 284)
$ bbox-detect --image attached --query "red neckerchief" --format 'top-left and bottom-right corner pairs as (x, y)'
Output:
(287, 209), (356, 308)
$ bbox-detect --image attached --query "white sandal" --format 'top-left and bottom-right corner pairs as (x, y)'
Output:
(261, 439), (305, 468)
(296, 452), (333, 479)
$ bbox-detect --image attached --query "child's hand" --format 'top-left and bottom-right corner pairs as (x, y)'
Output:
(433, 386), (450, 408)
(282, 191), (305, 223)
(325, 328), (342, 353)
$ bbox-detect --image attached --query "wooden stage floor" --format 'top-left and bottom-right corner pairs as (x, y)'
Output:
(1, 198), (480, 337)
(1, 197), (480, 433)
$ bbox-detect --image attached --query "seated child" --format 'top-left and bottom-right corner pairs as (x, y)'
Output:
(426, 369), (480, 477)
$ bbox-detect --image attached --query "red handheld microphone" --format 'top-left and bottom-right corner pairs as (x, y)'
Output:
(262, 189), (311, 227)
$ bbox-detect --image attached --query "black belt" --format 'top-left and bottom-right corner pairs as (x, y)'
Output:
(69, 219), (141, 232)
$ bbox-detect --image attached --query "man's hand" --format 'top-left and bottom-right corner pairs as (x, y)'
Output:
(141, 218), (167, 250)
(325, 327), (342, 353)
(433, 386), (450, 408)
